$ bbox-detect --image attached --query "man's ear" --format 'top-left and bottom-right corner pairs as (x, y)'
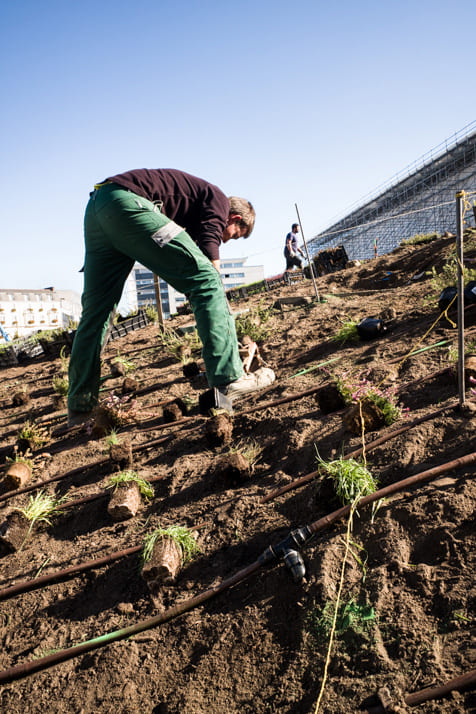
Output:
(227, 214), (242, 225)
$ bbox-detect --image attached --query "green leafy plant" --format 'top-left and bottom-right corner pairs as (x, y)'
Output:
(141, 525), (199, 568)
(234, 301), (273, 343)
(428, 256), (476, 296)
(332, 318), (360, 345)
(112, 353), (136, 374)
(106, 471), (154, 500)
(306, 597), (375, 641)
(14, 490), (66, 549)
(144, 304), (158, 323)
(52, 374), (69, 396)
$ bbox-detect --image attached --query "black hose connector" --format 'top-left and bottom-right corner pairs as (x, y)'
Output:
(257, 525), (312, 582)
(282, 549), (306, 582)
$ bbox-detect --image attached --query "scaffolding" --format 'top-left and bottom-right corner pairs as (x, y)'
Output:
(308, 121), (476, 261)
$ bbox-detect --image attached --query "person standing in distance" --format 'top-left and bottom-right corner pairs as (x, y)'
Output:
(284, 223), (305, 271)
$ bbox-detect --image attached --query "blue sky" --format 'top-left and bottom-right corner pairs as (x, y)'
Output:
(1, 0), (475, 295)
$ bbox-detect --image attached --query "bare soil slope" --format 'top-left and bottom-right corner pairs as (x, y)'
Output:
(0, 235), (475, 714)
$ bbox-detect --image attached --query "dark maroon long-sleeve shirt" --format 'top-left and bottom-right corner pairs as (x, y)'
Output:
(105, 168), (229, 261)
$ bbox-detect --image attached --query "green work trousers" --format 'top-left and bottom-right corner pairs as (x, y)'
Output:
(68, 182), (244, 412)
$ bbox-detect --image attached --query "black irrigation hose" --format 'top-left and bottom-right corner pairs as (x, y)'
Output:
(0, 450), (474, 685)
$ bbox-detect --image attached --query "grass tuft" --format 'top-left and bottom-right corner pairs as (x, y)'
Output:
(141, 525), (199, 568)
(106, 471), (154, 499)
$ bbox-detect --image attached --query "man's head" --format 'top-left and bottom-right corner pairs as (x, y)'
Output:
(292, 223), (299, 233)
(222, 197), (256, 243)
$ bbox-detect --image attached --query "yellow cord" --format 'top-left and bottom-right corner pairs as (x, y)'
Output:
(313, 501), (358, 713)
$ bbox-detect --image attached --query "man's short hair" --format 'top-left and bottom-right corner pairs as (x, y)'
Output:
(292, 223), (299, 230)
(229, 196), (256, 238)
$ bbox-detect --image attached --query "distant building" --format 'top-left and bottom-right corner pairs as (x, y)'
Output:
(0, 288), (82, 342)
(132, 257), (264, 319)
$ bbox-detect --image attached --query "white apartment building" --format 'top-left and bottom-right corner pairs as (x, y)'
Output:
(132, 257), (264, 319)
(0, 288), (82, 342)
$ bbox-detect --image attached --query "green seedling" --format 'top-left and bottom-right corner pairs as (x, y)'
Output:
(18, 421), (49, 450)
(332, 318), (360, 345)
(234, 301), (273, 343)
(104, 430), (120, 448)
(15, 491), (64, 526)
(141, 525), (199, 568)
(307, 597), (375, 641)
(144, 304), (158, 323)
(228, 438), (261, 468)
(112, 353), (136, 374)
(5, 452), (34, 470)
(59, 345), (69, 375)
(106, 471), (154, 500)
(52, 374), (69, 397)
(157, 326), (202, 363)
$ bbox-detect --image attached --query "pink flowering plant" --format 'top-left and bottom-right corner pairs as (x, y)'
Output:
(335, 371), (405, 426)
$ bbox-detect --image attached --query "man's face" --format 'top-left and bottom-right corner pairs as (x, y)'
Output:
(222, 216), (247, 243)
(293, 225), (299, 234)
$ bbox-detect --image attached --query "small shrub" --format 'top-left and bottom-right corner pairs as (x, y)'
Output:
(400, 232), (439, 246)
(234, 301), (273, 343)
(52, 375), (69, 396)
(332, 318), (360, 345)
(335, 373), (403, 425)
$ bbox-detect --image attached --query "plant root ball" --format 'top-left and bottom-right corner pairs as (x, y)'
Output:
(183, 362), (201, 378)
(2, 462), (32, 491)
(91, 406), (117, 439)
(111, 361), (127, 377)
(316, 384), (346, 414)
(205, 412), (233, 447)
(214, 452), (251, 485)
(121, 377), (139, 394)
(109, 441), (133, 468)
(141, 536), (182, 590)
(163, 402), (184, 423)
(0, 511), (31, 554)
(465, 354), (476, 386)
(107, 482), (142, 520)
(344, 398), (386, 434)
(12, 391), (30, 406)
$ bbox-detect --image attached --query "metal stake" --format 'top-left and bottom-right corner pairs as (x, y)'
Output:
(295, 203), (319, 300)
(455, 191), (465, 405)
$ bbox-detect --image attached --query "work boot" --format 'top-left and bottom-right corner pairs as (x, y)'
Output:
(67, 408), (93, 428)
(218, 367), (276, 401)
